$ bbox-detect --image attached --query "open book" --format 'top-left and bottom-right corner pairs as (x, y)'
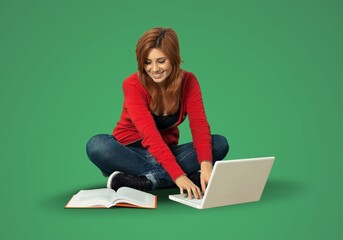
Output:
(65, 187), (157, 209)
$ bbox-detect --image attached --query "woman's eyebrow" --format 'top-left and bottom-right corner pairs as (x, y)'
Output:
(146, 57), (166, 61)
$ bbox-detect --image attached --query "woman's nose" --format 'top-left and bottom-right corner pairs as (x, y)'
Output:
(152, 62), (159, 72)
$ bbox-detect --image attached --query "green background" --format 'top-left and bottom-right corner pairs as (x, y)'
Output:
(1, 0), (342, 239)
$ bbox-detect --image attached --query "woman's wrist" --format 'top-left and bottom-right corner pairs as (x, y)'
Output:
(201, 161), (212, 171)
(174, 173), (187, 183)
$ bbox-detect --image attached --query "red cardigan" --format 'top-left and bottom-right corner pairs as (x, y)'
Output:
(113, 71), (212, 180)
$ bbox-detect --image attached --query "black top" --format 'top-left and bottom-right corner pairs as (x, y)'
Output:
(127, 109), (180, 148)
(152, 108), (180, 129)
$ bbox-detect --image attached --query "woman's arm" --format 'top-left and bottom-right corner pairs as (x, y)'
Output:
(184, 73), (213, 163)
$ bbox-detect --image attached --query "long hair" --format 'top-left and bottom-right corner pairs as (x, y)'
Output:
(136, 27), (183, 115)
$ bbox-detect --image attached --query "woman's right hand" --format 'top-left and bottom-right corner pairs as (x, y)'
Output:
(175, 175), (202, 199)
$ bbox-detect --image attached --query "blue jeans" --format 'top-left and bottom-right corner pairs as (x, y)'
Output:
(86, 134), (229, 190)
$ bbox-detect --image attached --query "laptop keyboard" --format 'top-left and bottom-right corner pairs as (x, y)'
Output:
(183, 195), (204, 204)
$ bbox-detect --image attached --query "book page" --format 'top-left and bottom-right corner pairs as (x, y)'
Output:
(67, 188), (116, 208)
(115, 187), (156, 208)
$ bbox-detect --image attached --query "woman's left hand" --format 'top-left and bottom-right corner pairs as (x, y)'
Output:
(200, 161), (213, 193)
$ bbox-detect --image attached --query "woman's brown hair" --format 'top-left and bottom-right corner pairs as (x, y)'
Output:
(136, 27), (183, 116)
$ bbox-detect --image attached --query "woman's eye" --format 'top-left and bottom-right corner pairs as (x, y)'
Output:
(144, 59), (166, 64)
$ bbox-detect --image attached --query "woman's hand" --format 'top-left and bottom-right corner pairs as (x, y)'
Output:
(200, 161), (213, 193)
(175, 175), (202, 199)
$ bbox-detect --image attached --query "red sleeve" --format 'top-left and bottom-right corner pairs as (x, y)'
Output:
(184, 73), (213, 163)
(122, 78), (185, 181)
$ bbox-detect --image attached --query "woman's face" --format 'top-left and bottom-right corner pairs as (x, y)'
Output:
(144, 48), (172, 84)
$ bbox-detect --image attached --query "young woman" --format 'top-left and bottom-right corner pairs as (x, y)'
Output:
(86, 27), (229, 199)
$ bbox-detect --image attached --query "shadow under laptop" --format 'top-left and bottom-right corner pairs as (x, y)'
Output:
(151, 187), (179, 201)
(262, 179), (308, 202)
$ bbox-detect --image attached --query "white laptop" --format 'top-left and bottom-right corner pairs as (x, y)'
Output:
(169, 156), (275, 209)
